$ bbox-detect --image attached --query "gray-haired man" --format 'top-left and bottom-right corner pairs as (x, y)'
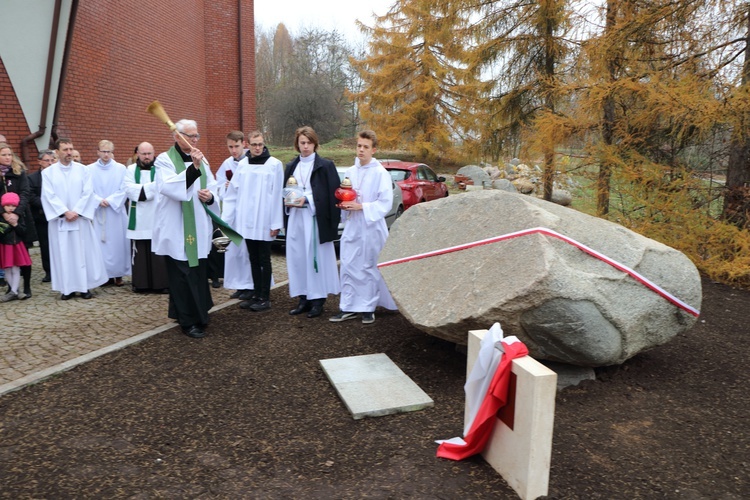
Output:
(28, 149), (56, 281)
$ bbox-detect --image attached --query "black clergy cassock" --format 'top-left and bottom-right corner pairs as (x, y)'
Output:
(166, 256), (214, 329)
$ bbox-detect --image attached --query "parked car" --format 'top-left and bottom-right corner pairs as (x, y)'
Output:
(274, 166), (404, 248)
(382, 160), (448, 210)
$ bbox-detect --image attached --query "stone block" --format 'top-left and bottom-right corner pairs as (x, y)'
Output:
(466, 329), (557, 500)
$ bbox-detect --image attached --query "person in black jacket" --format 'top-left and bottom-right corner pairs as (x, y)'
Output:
(0, 143), (37, 298)
(283, 126), (341, 318)
(27, 149), (55, 282)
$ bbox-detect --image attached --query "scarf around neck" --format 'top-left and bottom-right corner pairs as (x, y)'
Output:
(246, 147), (270, 165)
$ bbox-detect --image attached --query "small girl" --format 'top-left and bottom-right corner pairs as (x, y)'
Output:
(0, 192), (32, 301)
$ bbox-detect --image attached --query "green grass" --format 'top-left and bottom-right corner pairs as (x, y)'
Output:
(266, 139), (422, 168)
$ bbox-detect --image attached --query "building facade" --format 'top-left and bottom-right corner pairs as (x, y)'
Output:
(0, 0), (255, 169)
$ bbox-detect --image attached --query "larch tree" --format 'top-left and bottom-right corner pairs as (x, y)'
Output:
(350, 0), (487, 164)
(723, 2), (750, 228)
(574, 0), (720, 216)
(459, 0), (574, 200)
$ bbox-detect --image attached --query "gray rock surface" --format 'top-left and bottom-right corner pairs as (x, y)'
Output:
(551, 189), (572, 206)
(379, 190), (702, 366)
(456, 165), (491, 186)
(492, 179), (517, 192)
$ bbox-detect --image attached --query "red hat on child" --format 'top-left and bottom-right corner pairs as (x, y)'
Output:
(1, 192), (20, 206)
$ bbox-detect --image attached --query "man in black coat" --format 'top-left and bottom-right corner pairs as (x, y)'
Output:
(28, 149), (55, 282)
(283, 126), (341, 318)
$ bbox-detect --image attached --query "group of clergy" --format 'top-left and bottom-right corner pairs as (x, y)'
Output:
(38, 121), (397, 339)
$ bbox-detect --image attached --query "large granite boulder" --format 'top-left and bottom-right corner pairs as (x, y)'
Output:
(379, 190), (702, 367)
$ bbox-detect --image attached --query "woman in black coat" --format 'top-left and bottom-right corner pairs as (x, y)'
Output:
(0, 143), (37, 298)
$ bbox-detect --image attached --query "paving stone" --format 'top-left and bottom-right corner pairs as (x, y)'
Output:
(0, 248), (288, 389)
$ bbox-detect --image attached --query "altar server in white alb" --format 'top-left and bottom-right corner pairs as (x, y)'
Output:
(330, 130), (397, 325)
(283, 126), (341, 319)
(88, 140), (131, 286)
(123, 142), (168, 292)
(215, 130), (254, 300)
(223, 130), (284, 312)
(41, 138), (108, 300)
(152, 119), (219, 339)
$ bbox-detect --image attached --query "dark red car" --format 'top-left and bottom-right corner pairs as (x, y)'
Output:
(382, 160), (449, 210)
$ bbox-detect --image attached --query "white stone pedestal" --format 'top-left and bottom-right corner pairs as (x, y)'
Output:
(466, 330), (557, 500)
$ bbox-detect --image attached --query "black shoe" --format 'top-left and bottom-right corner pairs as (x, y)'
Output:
(330, 311), (358, 322)
(21, 289), (31, 299)
(249, 299), (271, 312)
(60, 293), (74, 300)
(307, 304), (323, 318)
(211, 278), (221, 288)
(41, 274), (51, 283)
(80, 291), (93, 299)
(239, 298), (261, 309)
(229, 290), (243, 299)
(289, 300), (311, 315)
(184, 325), (205, 339)
(238, 289), (256, 301)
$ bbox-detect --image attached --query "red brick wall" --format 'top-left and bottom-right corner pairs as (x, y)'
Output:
(0, 57), (39, 164)
(241, 1), (257, 134)
(55, 0), (255, 169)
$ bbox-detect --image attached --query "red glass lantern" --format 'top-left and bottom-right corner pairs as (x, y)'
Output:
(335, 177), (357, 205)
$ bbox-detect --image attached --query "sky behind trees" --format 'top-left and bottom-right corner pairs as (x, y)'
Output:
(253, 0), (393, 41)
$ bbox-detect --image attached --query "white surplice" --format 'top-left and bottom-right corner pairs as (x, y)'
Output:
(216, 155), (253, 290)
(152, 152), (218, 261)
(41, 161), (108, 294)
(88, 160), (131, 278)
(223, 155), (284, 241)
(284, 153), (340, 300)
(339, 158), (397, 312)
(123, 164), (158, 240)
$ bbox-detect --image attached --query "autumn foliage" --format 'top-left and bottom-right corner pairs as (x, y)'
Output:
(348, 0), (750, 287)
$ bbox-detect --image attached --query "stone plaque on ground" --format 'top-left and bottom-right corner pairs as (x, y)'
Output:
(320, 353), (434, 420)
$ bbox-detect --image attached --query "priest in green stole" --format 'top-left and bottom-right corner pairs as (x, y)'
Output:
(124, 142), (169, 292)
(152, 119), (218, 339)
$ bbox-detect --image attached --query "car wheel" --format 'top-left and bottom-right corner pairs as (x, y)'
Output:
(395, 205), (404, 219)
(444, 191), (449, 197)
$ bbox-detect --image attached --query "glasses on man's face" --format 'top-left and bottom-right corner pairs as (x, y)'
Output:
(249, 143), (264, 148)
(183, 134), (200, 140)
(99, 150), (113, 154)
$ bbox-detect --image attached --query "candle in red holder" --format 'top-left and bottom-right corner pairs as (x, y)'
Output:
(335, 177), (357, 206)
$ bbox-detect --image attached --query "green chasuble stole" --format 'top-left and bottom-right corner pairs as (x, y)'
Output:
(167, 147), (243, 267)
(127, 166), (155, 231)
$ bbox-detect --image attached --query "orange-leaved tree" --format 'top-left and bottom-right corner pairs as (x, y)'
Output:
(349, 0), (488, 164)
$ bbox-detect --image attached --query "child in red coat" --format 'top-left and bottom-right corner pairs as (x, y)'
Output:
(0, 192), (32, 301)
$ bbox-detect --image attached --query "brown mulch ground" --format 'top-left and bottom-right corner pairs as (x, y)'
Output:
(0, 276), (747, 499)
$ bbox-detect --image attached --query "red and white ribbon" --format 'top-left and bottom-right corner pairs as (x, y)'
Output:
(378, 227), (700, 317)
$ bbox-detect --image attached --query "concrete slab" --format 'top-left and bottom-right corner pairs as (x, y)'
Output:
(320, 353), (434, 420)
